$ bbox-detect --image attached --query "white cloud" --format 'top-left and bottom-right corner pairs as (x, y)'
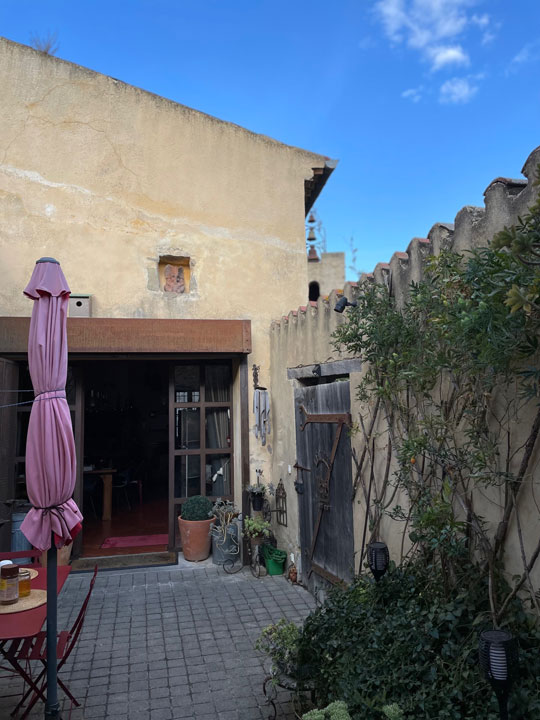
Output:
(471, 13), (489, 29)
(375, 0), (470, 51)
(427, 45), (469, 71)
(439, 76), (478, 104)
(471, 12), (498, 44)
(401, 86), (423, 102)
(507, 41), (540, 74)
(374, 0), (497, 70)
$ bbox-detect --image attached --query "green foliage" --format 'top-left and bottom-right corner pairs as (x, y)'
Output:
(255, 619), (300, 680)
(297, 564), (540, 720)
(381, 705), (404, 720)
(242, 515), (271, 538)
(211, 498), (238, 526)
(299, 190), (540, 720)
(492, 173), (540, 319)
(247, 483), (267, 496)
(180, 494), (213, 521)
(333, 233), (540, 604)
(303, 700), (351, 720)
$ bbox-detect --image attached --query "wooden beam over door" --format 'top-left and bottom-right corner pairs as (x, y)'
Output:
(0, 318), (252, 355)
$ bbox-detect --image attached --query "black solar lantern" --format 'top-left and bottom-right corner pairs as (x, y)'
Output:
(479, 629), (519, 720)
(367, 541), (389, 581)
(334, 296), (358, 313)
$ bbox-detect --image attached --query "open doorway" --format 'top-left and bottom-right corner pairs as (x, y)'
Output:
(81, 360), (169, 556)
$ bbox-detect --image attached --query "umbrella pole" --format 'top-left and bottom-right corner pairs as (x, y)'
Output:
(45, 536), (60, 718)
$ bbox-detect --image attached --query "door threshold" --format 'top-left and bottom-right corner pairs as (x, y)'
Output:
(71, 550), (178, 572)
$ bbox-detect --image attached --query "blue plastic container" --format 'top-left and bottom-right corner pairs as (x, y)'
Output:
(10, 511), (32, 564)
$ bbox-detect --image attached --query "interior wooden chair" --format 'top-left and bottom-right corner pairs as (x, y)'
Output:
(5, 565), (98, 719)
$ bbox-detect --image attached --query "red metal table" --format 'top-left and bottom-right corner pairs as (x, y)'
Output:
(0, 566), (71, 716)
(0, 566), (70, 641)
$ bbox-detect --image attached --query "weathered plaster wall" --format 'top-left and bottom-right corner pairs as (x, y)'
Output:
(307, 251), (345, 297)
(0, 37), (335, 495)
(268, 285), (358, 562)
(269, 145), (540, 590)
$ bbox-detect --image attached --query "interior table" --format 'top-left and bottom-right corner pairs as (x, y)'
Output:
(83, 468), (117, 521)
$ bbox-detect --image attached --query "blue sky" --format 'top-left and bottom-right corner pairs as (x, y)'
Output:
(1, 1), (539, 278)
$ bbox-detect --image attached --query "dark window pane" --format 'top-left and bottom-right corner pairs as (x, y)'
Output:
(205, 365), (231, 402)
(174, 366), (200, 403)
(66, 366), (75, 406)
(174, 455), (200, 498)
(18, 365), (32, 404)
(205, 454), (231, 496)
(16, 410), (30, 456)
(205, 408), (231, 449)
(175, 408), (200, 450)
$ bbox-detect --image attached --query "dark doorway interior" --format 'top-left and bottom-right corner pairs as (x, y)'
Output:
(81, 360), (169, 556)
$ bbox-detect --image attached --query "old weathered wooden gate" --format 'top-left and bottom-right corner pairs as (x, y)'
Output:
(294, 380), (354, 594)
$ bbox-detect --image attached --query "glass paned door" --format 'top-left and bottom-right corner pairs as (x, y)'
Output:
(169, 361), (234, 547)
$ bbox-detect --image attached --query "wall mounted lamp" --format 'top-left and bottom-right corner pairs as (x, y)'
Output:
(479, 629), (518, 720)
(334, 296), (358, 313)
(367, 541), (389, 581)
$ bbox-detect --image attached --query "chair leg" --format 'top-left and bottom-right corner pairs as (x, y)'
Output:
(57, 675), (80, 707)
(9, 662), (47, 719)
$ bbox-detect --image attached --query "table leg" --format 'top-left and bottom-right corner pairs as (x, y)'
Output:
(101, 473), (113, 521)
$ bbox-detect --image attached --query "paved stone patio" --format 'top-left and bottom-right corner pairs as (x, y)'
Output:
(0, 561), (316, 719)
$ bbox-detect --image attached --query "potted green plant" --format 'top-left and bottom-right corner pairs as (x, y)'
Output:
(243, 515), (271, 545)
(178, 495), (214, 562)
(256, 619), (300, 681)
(210, 499), (240, 565)
(246, 483), (267, 511)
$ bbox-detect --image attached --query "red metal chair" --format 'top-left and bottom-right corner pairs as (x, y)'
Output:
(4, 565), (98, 718)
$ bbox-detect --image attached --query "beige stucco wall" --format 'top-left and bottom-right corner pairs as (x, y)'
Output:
(268, 286), (357, 564)
(0, 37), (335, 499)
(307, 251), (345, 297)
(269, 145), (540, 590)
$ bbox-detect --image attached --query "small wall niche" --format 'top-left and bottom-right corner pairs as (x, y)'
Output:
(158, 255), (191, 294)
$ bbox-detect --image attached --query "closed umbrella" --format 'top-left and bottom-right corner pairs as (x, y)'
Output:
(20, 257), (83, 719)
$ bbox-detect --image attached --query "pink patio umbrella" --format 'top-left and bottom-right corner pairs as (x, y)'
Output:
(21, 257), (83, 719)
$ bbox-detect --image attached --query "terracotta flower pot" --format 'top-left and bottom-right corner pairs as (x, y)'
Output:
(178, 516), (214, 562)
(249, 534), (265, 547)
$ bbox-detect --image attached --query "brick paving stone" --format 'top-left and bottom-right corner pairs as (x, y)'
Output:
(0, 563), (315, 719)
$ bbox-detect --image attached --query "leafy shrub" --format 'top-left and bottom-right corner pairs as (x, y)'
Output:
(180, 495), (213, 521)
(297, 563), (540, 719)
(381, 705), (404, 720)
(255, 619), (300, 680)
(303, 700), (351, 719)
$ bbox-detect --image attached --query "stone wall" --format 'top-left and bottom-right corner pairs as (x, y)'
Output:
(269, 145), (540, 588)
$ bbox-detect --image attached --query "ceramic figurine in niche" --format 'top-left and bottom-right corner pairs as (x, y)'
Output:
(164, 264), (185, 293)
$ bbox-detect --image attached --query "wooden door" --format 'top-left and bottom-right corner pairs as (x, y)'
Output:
(169, 361), (234, 549)
(294, 380), (354, 595)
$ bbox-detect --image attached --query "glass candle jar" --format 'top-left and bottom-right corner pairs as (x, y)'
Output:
(18, 568), (31, 598)
(0, 564), (19, 605)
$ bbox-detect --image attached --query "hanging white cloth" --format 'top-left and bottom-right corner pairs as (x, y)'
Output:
(253, 388), (271, 446)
